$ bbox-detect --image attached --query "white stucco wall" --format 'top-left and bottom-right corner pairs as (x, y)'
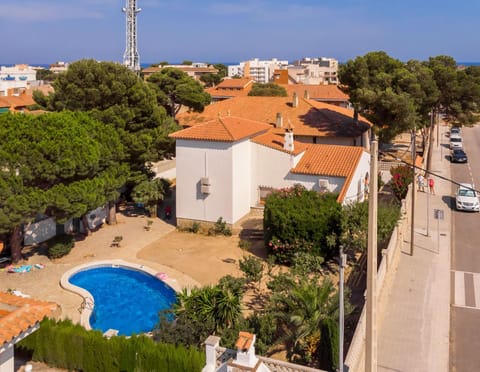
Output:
(231, 139), (252, 222)
(342, 151), (371, 204)
(251, 143), (305, 204)
(295, 135), (359, 146)
(175, 139), (235, 224)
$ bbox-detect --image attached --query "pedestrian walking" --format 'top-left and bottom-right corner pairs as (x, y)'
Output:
(417, 174), (425, 192)
(428, 177), (435, 195)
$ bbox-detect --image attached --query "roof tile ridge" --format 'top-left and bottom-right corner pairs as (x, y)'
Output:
(217, 116), (235, 140)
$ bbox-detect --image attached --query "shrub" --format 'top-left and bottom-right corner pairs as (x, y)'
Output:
(239, 256), (264, 286)
(264, 184), (343, 264)
(47, 235), (75, 259)
(238, 239), (252, 251)
(208, 217), (232, 236)
(390, 164), (413, 200)
(189, 222), (200, 233)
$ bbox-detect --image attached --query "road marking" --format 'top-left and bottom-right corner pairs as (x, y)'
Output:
(474, 274), (480, 308)
(454, 271), (466, 307)
(452, 270), (480, 310)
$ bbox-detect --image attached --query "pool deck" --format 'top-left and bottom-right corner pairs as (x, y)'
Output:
(0, 210), (241, 325)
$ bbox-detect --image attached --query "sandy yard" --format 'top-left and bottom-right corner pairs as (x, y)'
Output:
(0, 209), (265, 325)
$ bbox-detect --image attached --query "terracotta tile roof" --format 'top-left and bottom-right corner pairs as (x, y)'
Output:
(170, 115), (271, 142)
(235, 331), (254, 351)
(0, 292), (58, 346)
(0, 97), (10, 108)
(292, 144), (365, 202)
(252, 131), (308, 155)
(1, 94), (36, 110)
(282, 84), (349, 102)
(205, 78), (254, 98)
(177, 96), (371, 138)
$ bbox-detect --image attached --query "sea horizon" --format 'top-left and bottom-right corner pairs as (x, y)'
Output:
(1, 61), (480, 69)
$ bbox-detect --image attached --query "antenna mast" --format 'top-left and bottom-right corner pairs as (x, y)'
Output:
(122, 0), (141, 72)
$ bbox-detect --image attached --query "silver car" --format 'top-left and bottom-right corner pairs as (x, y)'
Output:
(456, 183), (480, 212)
(450, 135), (463, 149)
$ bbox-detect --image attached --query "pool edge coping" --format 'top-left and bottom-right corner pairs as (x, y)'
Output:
(59, 259), (182, 332)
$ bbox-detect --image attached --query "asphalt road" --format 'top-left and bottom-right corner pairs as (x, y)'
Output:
(450, 125), (480, 372)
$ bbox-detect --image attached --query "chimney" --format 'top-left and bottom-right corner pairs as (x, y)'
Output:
(275, 112), (283, 128)
(292, 92), (298, 108)
(304, 89), (309, 99)
(284, 127), (294, 152)
(353, 110), (359, 126)
(232, 332), (258, 369)
(202, 335), (220, 372)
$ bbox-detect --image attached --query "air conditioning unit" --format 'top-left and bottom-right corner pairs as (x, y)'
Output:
(318, 179), (329, 191)
(201, 177), (211, 194)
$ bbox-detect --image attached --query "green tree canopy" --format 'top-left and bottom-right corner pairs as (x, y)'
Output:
(248, 83), (288, 97)
(34, 59), (179, 175)
(0, 111), (128, 262)
(147, 67), (211, 119)
(339, 51), (421, 141)
(200, 63), (227, 87)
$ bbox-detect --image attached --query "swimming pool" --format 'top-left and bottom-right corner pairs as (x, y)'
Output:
(68, 265), (177, 336)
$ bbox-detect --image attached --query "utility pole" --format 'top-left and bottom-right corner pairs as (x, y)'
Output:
(339, 245), (347, 372)
(410, 127), (416, 256)
(365, 139), (378, 372)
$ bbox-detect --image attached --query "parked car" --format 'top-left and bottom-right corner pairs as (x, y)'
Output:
(456, 183), (480, 212)
(450, 126), (461, 136)
(451, 149), (468, 163)
(450, 134), (463, 149)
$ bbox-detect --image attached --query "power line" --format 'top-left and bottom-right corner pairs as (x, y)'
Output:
(379, 150), (479, 193)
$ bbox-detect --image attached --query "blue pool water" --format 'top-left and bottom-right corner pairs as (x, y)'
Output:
(69, 266), (177, 336)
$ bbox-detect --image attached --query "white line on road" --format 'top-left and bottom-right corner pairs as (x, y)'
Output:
(455, 270), (466, 307)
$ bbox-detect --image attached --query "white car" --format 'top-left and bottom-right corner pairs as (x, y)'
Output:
(450, 134), (463, 149)
(456, 183), (480, 212)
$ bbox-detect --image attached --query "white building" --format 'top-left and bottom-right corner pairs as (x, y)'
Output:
(170, 115), (370, 227)
(290, 57), (339, 85)
(0, 64), (37, 96)
(228, 58), (289, 83)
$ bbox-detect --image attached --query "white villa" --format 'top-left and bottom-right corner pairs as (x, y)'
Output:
(170, 115), (371, 227)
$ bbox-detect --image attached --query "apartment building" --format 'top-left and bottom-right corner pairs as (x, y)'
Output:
(0, 64), (38, 96)
(288, 57), (339, 85)
(227, 58), (288, 83)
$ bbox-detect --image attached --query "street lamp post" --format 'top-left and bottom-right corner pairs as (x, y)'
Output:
(339, 245), (347, 372)
(365, 139), (378, 372)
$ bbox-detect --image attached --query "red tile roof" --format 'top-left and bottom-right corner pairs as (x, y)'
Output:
(292, 145), (365, 202)
(235, 331), (254, 351)
(177, 96), (371, 138)
(170, 115), (271, 142)
(214, 78), (254, 89)
(205, 78), (254, 98)
(0, 94), (36, 111)
(0, 292), (58, 346)
(282, 84), (349, 102)
(0, 97), (10, 108)
(251, 131), (308, 155)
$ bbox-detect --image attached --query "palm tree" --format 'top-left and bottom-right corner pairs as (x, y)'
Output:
(270, 276), (339, 363)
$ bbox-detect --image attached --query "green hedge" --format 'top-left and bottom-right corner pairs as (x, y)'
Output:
(18, 318), (205, 372)
(47, 234), (75, 259)
(264, 185), (343, 263)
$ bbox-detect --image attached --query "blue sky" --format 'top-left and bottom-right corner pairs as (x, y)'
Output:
(1, 0), (479, 65)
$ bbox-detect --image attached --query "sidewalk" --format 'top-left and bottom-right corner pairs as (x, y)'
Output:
(377, 125), (451, 371)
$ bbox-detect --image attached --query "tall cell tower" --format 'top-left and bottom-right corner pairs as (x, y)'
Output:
(122, 0), (141, 72)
